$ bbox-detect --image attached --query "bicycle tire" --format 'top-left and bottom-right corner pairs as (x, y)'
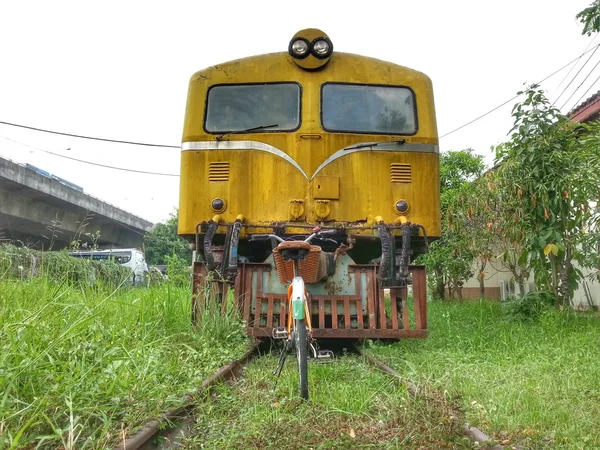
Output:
(295, 318), (309, 400)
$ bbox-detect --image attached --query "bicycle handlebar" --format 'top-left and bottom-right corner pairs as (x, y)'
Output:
(249, 229), (338, 244)
(317, 230), (337, 236)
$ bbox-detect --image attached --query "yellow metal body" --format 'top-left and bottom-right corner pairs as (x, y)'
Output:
(179, 45), (440, 240)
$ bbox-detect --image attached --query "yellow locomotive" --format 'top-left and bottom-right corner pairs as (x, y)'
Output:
(179, 29), (440, 339)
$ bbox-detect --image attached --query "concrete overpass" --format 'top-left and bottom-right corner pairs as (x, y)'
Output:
(0, 156), (153, 249)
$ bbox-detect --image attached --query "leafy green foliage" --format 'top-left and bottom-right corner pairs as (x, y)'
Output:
(0, 278), (247, 449)
(504, 291), (556, 322)
(453, 172), (530, 297)
(494, 87), (600, 305)
(577, 0), (600, 35)
(144, 211), (192, 265)
(418, 149), (485, 299)
(439, 149), (484, 210)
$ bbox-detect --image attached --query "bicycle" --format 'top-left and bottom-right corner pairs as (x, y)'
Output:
(250, 228), (337, 399)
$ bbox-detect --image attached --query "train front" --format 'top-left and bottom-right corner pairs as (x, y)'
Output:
(178, 29), (440, 338)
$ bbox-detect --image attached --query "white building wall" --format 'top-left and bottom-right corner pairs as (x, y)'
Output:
(572, 266), (600, 308)
(462, 263), (514, 289)
(459, 257), (600, 308)
(455, 259), (515, 299)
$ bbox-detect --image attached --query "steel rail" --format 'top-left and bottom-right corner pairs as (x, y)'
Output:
(113, 343), (515, 449)
(356, 347), (514, 450)
(113, 343), (259, 450)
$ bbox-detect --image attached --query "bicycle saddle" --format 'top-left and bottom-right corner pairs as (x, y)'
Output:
(276, 241), (311, 251)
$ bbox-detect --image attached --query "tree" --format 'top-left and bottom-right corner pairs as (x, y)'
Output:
(494, 87), (600, 306)
(144, 211), (192, 266)
(577, 1), (600, 35)
(419, 149), (485, 300)
(451, 175), (499, 298)
(453, 171), (530, 298)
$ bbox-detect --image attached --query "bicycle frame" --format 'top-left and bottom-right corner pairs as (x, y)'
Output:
(287, 262), (312, 335)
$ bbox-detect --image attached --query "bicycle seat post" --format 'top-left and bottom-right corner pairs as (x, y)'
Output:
(293, 259), (300, 278)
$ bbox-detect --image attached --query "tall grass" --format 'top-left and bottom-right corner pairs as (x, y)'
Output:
(0, 243), (130, 286)
(0, 277), (248, 449)
(369, 301), (600, 449)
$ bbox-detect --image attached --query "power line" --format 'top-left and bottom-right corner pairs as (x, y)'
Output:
(0, 137), (180, 177)
(570, 73), (600, 113)
(551, 34), (598, 102)
(559, 57), (600, 111)
(440, 43), (600, 139)
(0, 120), (180, 149)
(5, 44), (600, 147)
(552, 44), (600, 107)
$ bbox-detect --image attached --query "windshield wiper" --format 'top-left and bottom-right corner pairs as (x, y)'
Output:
(216, 124), (279, 141)
(344, 139), (406, 151)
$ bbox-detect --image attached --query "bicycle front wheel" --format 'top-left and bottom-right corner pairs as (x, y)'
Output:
(295, 318), (309, 400)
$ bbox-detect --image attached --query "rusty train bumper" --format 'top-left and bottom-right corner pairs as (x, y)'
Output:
(193, 262), (427, 339)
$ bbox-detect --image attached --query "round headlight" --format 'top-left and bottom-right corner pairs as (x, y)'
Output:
(311, 38), (332, 58)
(394, 200), (410, 215)
(211, 198), (226, 212)
(289, 38), (310, 59)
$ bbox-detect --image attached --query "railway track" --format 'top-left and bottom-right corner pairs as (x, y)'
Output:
(112, 344), (260, 450)
(114, 342), (505, 450)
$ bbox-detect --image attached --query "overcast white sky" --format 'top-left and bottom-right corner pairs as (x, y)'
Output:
(0, 0), (596, 224)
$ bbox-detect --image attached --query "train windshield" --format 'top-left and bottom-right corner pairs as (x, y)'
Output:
(205, 83), (301, 133)
(321, 83), (417, 135)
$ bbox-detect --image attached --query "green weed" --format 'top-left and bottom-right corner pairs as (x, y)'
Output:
(504, 291), (556, 322)
(181, 354), (471, 449)
(369, 300), (600, 449)
(0, 277), (248, 449)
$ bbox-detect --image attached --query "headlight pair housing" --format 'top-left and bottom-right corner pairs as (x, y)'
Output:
(289, 37), (333, 60)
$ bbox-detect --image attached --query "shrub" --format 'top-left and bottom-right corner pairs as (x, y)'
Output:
(504, 291), (556, 322)
(0, 243), (130, 287)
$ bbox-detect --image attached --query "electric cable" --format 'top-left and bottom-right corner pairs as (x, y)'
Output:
(559, 58), (600, 111)
(3, 44), (600, 146)
(0, 120), (180, 148)
(552, 44), (600, 107)
(551, 34), (598, 102)
(569, 73), (600, 114)
(0, 136), (180, 177)
(440, 43), (600, 139)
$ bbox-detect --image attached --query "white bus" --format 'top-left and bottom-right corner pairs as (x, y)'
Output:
(68, 248), (147, 285)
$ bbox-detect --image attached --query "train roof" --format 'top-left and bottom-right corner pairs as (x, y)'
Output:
(189, 51), (432, 87)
